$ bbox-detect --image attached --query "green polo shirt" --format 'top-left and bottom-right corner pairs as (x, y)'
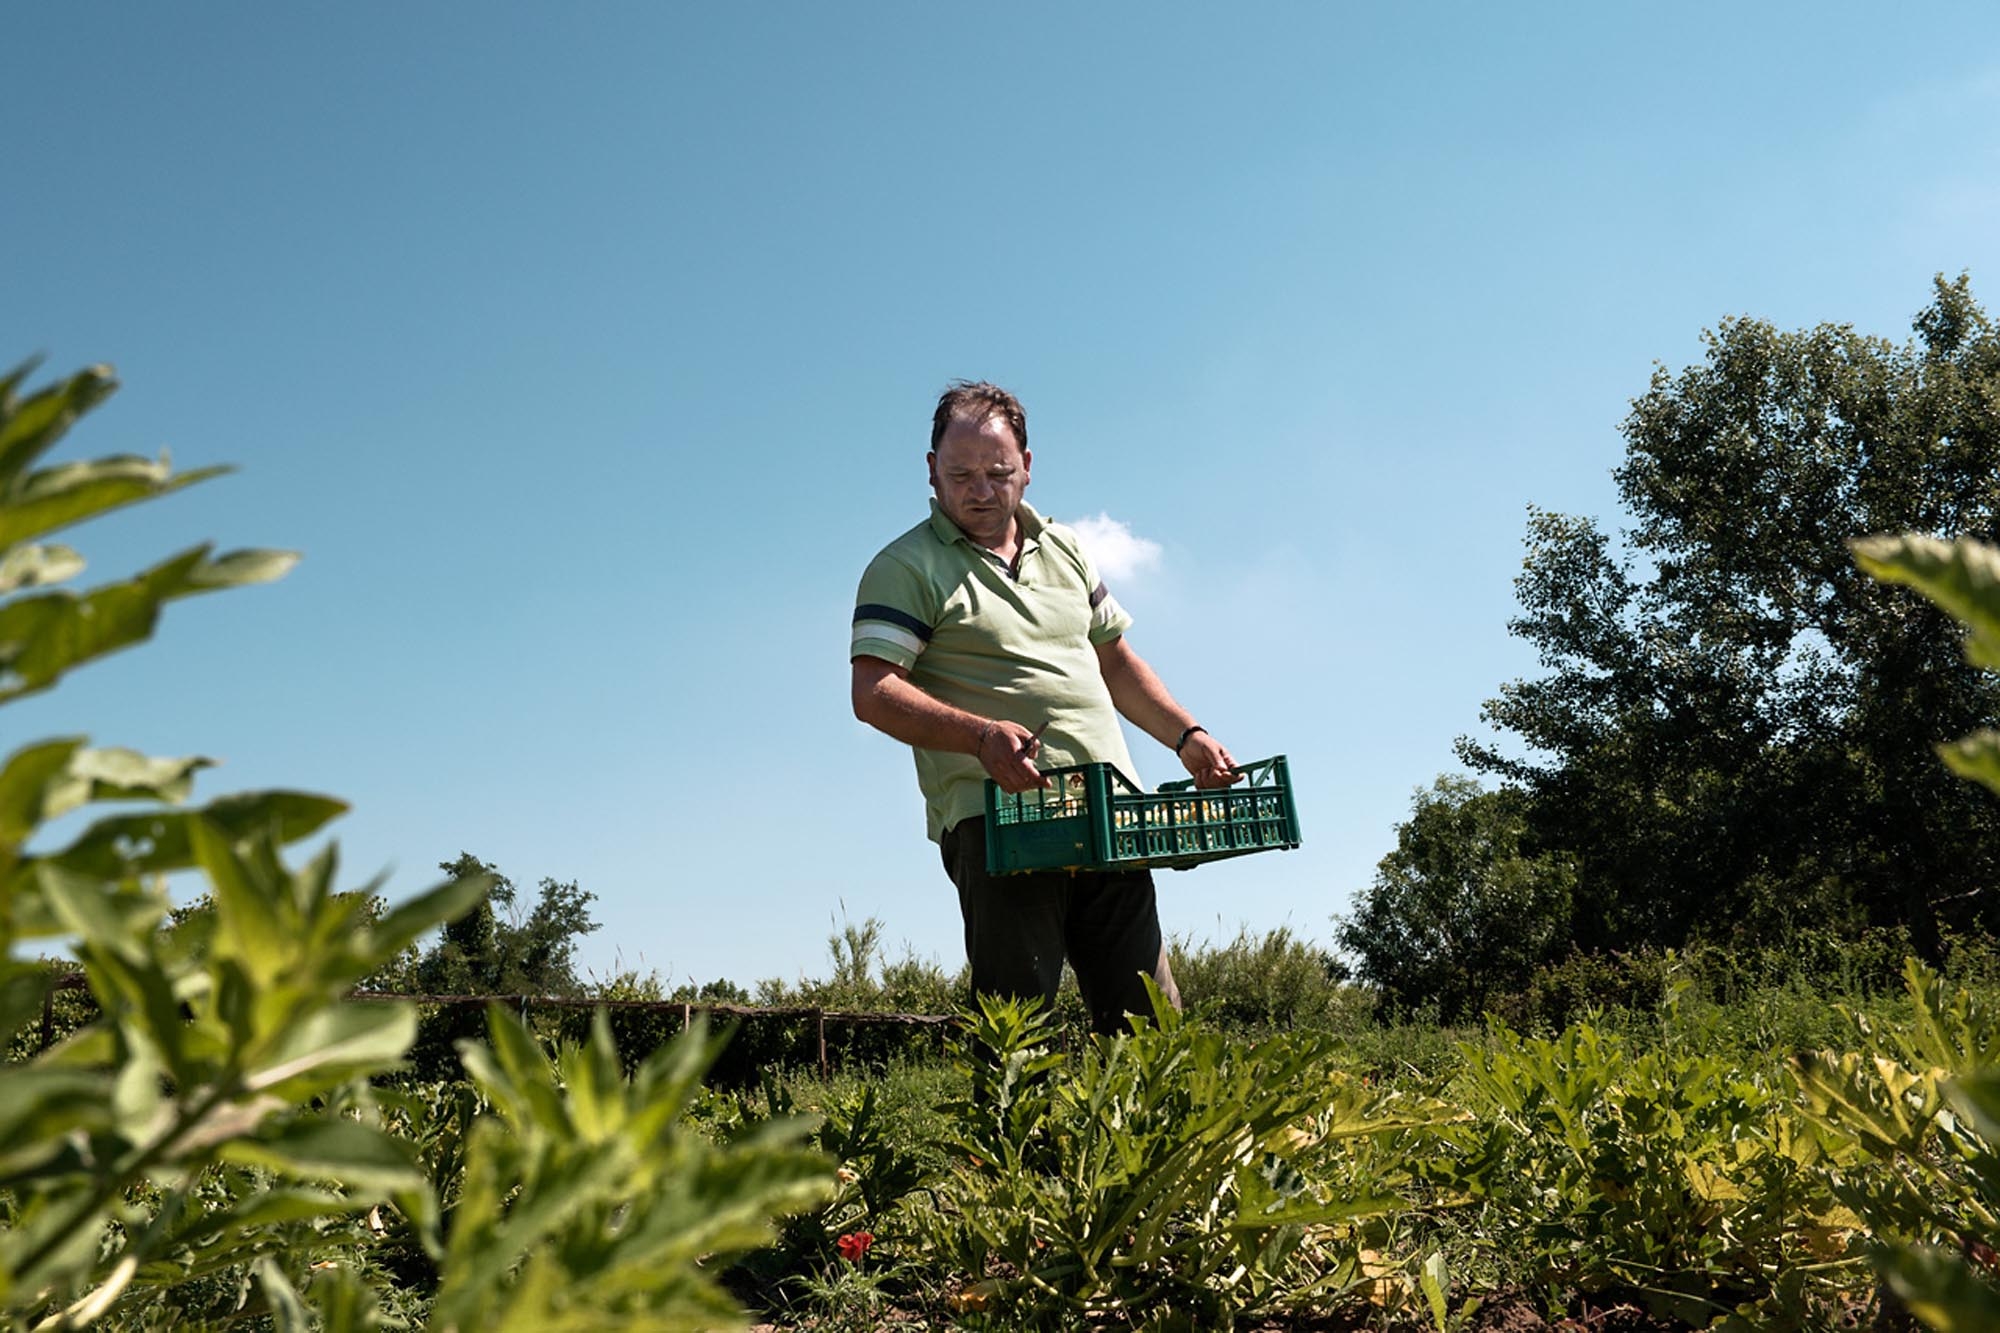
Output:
(852, 499), (1139, 841)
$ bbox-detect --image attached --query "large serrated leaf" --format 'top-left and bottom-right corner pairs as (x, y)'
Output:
(0, 363), (117, 488)
(1876, 1241), (2000, 1332)
(221, 1117), (427, 1194)
(1939, 731), (2000, 798)
(44, 788), (347, 879)
(0, 542), (84, 594)
(1229, 1191), (1407, 1232)
(0, 456), (230, 550)
(40, 746), (215, 821)
(244, 1002), (417, 1100)
(0, 738), (84, 848)
(1792, 1050), (1926, 1155)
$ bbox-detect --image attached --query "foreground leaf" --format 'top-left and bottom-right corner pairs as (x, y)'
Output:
(1852, 533), (2000, 672)
(220, 1117), (427, 1195)
(1877, 1242), (2000, 1332)
(0, 542), (296, 703)
(41, 788), (348, 882)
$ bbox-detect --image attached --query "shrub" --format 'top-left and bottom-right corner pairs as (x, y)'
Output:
(1818, 531), (2000, 1326)
(1793, 959), (2000, 1331)
(1443, 1015), (1859, 1325)
(1172, 924), (1366, 1033)
(919, 991), (1450, 1330)
(1498, 946), (1675, 1031)
(1337, 776), (1576, 1024)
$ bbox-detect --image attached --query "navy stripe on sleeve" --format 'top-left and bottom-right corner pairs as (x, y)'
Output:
(853, 603), (934, 642)
(1089, 582), (1109, 609)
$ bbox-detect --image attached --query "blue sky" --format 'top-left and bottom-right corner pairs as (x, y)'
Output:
(8, 4), (2000, 991)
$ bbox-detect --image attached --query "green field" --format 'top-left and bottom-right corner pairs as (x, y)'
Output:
(12, 291), (2000, 1330)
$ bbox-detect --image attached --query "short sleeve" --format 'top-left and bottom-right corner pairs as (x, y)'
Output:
(851, 551), (938, 669)
(1045, 521), (1134, 646)
(1086, 571), (1134, 645)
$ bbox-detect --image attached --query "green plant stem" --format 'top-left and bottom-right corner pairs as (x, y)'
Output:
(29, 1253), (137, 1333)
(12, 1076), (239, 1298)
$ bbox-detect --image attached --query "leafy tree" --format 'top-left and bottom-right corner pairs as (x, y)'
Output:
(1337, 776), (1575, 1022)
(674, 976), (751, 1005)
(385, 851), (598, 1080)
(1460, 276), (2000, 958)
(407, 851), (599, 998)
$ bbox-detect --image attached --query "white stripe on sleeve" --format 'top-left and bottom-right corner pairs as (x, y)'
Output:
(852, 620), (926, 657)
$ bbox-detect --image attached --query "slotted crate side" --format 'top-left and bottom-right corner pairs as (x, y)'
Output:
(985, 766), (1106, 872)
(989, 814), (1092, 871)
(986, 755), (1300, 874)
(1111, 786), (1295, 863)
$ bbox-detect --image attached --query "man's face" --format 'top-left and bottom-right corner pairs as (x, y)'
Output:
(929, 412), (1031, 548)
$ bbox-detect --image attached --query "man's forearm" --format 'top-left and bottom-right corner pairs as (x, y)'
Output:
(852, 659), (1049, 792)
(1099, 644), (1195, 749)
(1097, 638), (1238, 787)
(854, 668), (985, 755)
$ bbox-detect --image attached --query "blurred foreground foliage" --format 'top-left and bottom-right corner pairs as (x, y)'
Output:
(0, 360), (830, 1329)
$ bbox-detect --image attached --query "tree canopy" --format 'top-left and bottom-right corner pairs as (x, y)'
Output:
(368, 851), (599, 1000)
(1337, 776), (1574, 1023)
(1459, 275), (2000, 958)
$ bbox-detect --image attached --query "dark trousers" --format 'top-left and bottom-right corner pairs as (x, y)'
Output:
(940, 816), (1181, 1035)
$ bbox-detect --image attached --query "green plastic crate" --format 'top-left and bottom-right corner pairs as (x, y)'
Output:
(984, 754), (1302, 874)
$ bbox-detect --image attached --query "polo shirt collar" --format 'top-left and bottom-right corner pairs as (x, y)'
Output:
(927, 498), (1047, 549)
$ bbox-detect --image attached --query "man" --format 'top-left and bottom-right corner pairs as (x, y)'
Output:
(850, 381), (1241, 1034)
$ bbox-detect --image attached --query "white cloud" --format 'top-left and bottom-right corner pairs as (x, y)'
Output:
(1067, 512), (1163, 584)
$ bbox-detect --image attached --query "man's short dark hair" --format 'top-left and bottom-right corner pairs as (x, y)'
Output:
(931, 381), (1027, 454)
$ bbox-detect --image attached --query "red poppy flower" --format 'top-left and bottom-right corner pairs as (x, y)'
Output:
(835, 1231), (874, 1263)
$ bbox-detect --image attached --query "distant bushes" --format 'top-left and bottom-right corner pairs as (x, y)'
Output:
(1467, 926), (2000, 1036)
(3, 958), (98, 1060)
(1171, 924), (1364, 1033)
(22, 899), (1990, 1077)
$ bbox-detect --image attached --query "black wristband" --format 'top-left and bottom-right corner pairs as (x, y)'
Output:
(1174, 725), (1206, 754)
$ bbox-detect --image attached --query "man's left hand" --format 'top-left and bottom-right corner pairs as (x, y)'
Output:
(1180, 731), (1241, 788)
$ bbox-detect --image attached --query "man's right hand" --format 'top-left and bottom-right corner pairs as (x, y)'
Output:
(975, 719), (1050, 793)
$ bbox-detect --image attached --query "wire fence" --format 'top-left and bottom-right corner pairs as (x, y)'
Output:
(27, 972), (958, 1078)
